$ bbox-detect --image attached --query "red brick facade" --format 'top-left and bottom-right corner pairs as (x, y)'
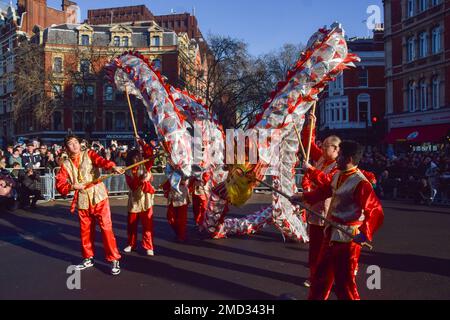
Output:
(384, 0), (450, 146)
(318, 28), (386, 144)
(17, 0), (77, 36)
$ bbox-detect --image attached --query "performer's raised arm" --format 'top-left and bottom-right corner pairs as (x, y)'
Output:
(87, 149), (116, 171)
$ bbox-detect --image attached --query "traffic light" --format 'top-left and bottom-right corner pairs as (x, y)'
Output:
(372, 116), (378, 124)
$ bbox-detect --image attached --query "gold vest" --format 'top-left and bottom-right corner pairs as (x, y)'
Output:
(327, 170), (368, 243)
(126, 169), (154, 213)
(169, 183), (190, 208)
(308, 158), (337, 226)
(63, 151), (109, 210)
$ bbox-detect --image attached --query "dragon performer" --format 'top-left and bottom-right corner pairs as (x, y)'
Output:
(105, 22), (360, 242)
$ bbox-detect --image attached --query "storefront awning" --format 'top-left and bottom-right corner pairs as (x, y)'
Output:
(385, 124), (450, 144)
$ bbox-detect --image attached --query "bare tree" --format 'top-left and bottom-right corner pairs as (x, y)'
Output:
(13, 38), (124, 136)
(183, 35), (304, 129)
(13, 41), (64, 128)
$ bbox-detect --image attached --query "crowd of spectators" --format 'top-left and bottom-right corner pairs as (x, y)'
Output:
(0, 138), (166, 211)
(1, 137), (449, 211)
(359, 145), (450, 205)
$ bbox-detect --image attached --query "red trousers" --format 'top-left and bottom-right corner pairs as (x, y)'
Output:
(167, 204), (188, 241)
(309, 229), (361, 300)
(78, 198), (121, 262)
(308, 224), (325, 281)
(192, 194), (207, 226)
(127, 208), (154, 250)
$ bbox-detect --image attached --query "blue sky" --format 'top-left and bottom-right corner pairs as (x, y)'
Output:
(46, 0), (384, 56)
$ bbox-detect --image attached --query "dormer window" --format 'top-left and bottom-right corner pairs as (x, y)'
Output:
(114, 36), (120, 47)
(152, 36), (161, 47)
(81, 35), (90, 46)
(122, 36), (129, 47)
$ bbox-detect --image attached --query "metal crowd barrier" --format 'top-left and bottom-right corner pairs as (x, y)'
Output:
(4, 167), (305, 201)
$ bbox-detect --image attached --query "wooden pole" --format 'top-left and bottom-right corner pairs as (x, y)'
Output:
(305, 101), (317, 164)
(293, 123), (307, 160)
(125, 86), (139, 138)
(84, 153), (161, 189)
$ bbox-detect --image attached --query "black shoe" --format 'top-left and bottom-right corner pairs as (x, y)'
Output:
(75, 258), (94, 271)
(111, 260), (121, 276)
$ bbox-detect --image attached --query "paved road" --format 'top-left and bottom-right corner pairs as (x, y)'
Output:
(0, 194), (449, 300)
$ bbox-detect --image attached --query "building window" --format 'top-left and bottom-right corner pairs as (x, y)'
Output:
(419, 79), (428, 111)
(74, 85), (84, 100)
(431, 0), (441, 6)
(53, 84), (63, 99)
(53, 57), (63, 73)
(81, 35), (90, 46)
(431, 26), (442, 54)
(74, 112), (83, 131)
(53, 112), (62, 131)
(419, 0), (428, 12)
(419, 32), (428, 58)
(357, 94), (371, 125)
(122, 36), (129, 47)
(152, 59), (161, 71)
(114, 36), (120, 47)
(85, 112), (94, 131)
(152, 36), (161, 47)
(115, 112), (126, 131)
(407, 37), (416, 61)
(342, 102), (348, 122)
(105, 112), (114, 131)
(104, 85), (114, 101)
(80, 59), (90, 73)
(86, 85), (95, 101)
(358, 68), (368, 87)
(432, 76), (440, 109)
(408, 81), (417, 112)
(407, 0), (415, 17)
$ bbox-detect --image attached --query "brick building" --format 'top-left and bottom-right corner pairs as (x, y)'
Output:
(87, 5), (154, 26)
(86, 5), (208, 55)
(13, 21), (203, 144)
(384, 0), (450, 152)
(0, 0), (78, 146)
(17, 0), (79, 36)
(318, 27), (386, 145)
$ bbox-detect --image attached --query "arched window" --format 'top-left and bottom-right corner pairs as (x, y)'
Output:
(122, 36), (129, 47)
(357, 94), (371, 125)
(407, 37), (416, 61)
(431, 26), (442, 53)
(419, 79), (428, 111)
(408, 81), (417, 112)
(432, 76), (440, 109)
(419, 0), (428, 12)
(419, 32), (428, 57)
(104, 85), (114, 101)
(407, 0), (415, 17)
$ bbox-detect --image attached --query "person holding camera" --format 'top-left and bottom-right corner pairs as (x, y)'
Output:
(18, 165), (44, 209)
